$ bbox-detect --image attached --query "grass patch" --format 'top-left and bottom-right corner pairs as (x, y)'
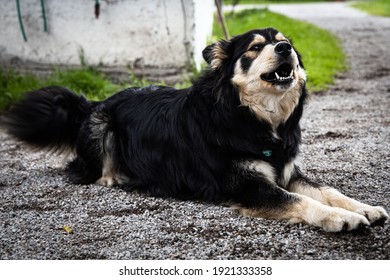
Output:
(48, 68), (121, 101)
(224, 0), (334, 4)
(0, 66), (189, 111)
(214, 8), (346, 92)
(352, 0), (390, 17)
(0, 68), (42, 111)
(0, 67), (125, 111)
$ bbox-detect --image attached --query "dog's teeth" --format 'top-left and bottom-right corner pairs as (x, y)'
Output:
(274, 70), (294, 81)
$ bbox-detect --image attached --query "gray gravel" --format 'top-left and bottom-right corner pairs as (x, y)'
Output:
(1, 3), (389, 259)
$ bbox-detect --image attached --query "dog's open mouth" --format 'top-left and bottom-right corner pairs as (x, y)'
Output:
(261, 63), (294, 85)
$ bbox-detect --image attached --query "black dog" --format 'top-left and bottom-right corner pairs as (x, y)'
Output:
(3, 28), (388, 232)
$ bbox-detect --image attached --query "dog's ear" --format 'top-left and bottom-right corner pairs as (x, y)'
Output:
(202, 43), (216, 65)
(202, 40), (230, 69)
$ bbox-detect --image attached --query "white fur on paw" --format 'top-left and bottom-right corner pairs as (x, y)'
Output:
(356, 206), (389, 225)
(97, 176), (116, 187)
(320, 208), (369, 232)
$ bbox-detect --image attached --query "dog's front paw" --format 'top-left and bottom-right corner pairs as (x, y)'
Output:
(320, 208), (370, 232)
(356, 205), (389, 226)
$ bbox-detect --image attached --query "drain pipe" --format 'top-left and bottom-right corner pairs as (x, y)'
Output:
(41, 0), (47, 32)
(16, 0), (28, 42)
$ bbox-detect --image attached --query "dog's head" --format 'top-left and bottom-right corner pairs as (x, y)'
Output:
(203, 28), (307, 126)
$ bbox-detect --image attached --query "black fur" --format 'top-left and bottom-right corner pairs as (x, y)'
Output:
(2, 86), (91, 152)
(240, 54), (255, 73)
(2, 29), (307, 210)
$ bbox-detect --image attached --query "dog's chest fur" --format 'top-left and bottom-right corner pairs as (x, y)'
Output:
(240, 87), (301, 130)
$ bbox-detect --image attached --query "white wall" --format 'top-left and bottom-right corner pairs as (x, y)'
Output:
(193, 0), (215, 70)
(0, 0), (214, 78)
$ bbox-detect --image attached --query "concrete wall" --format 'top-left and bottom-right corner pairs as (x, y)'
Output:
(0, 0), (214, 81)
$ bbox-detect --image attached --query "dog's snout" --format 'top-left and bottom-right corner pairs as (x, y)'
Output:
(274, 42), (292, 57)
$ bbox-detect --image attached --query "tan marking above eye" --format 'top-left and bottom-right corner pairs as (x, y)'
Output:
(275, 32), (289, 43)
(247, 34), (266, 51)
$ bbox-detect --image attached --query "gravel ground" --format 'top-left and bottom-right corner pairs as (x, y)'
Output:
(0, 3), (389, 260)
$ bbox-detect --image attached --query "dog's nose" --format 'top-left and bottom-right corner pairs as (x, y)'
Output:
(274, 42), (292, 57)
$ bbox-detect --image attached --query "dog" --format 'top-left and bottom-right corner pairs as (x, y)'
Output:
(3, 28), (388, 232)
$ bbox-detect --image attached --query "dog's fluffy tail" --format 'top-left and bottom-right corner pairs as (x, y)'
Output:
(2, 86), (91, 153)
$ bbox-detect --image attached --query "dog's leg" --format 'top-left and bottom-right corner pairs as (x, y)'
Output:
(96, 157), (129, 187)
(96, 130), (118, 187)
(231, 167), (370, 232)
(288, 176), (389, 226)
(90, 110), (129, 187)
(239, 194), (371, 232)
(95, 130), (129, 187)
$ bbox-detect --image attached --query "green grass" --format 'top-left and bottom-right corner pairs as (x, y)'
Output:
(352, 0), (390, 17)
(0, 68), (41, 111)
(0, 64), (191, 111)
(214, 8), (346, 92)
(223, 0), (334, 4)
(0, 67), (125, 111)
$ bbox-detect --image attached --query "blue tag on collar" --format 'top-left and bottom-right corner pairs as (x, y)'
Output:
(262, 149), (272, 157)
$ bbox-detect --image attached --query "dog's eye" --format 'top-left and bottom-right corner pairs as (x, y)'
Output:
(249, 44), (263, 52)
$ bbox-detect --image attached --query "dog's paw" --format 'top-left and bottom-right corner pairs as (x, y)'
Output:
(320, 208), (370, 233)
(96, 174), (129, 188)
(355, 205), (389, 226)
(97, 176), (117, 187)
